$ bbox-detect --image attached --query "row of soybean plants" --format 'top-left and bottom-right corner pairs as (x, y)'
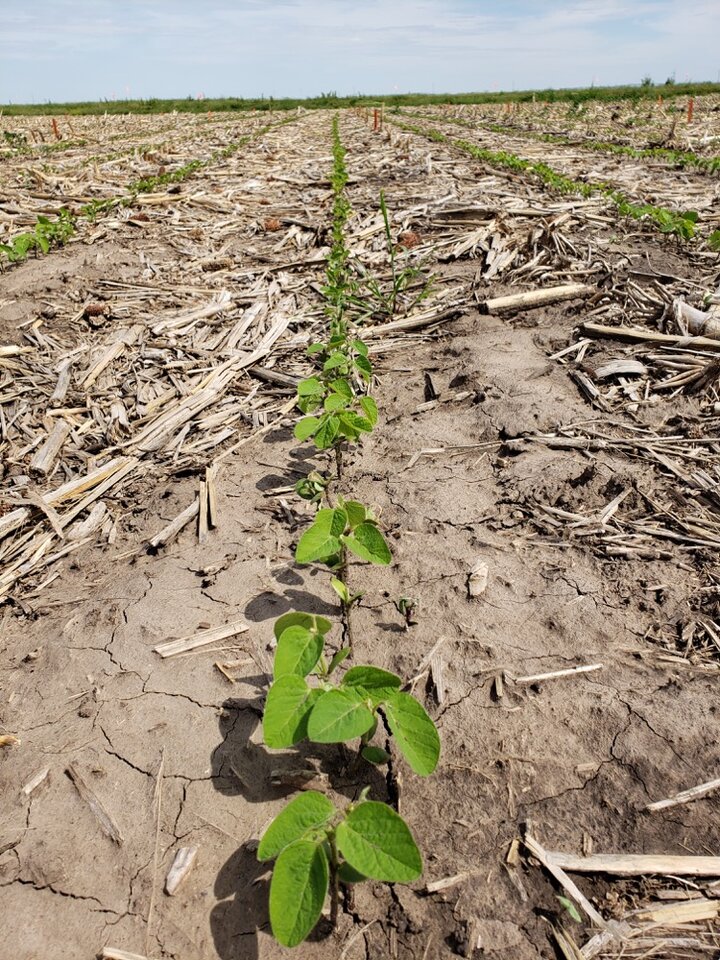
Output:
(256, 115), (440, 948)
(1, 115), (296, 264)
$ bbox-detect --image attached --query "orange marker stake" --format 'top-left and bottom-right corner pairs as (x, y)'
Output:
(51, 118), (61, 140)
(373, 108), (379, 131)
(687, 97), (694, 123)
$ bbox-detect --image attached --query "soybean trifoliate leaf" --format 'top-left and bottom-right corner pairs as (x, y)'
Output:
(307, 342), (325, 356)
(342, 522), (391, 566)
(323, 351), (348, 372)
(360, 396), (378, 426)
(273, 611), (332, 642)
(263, 676), (321, 748)
(269, 840), (329, 947)
(296, 508), (347, 564)
(274, 626), (324, 679)
(342, 665), (402, 706)
(336, 802), (422, 883)
(324, 393), (347, 413)
(298, 377), (324, 397)
(354, 355), (373, 380)
(383, 691), (440, 776)
(352, 339), (369, 357)
(258, 792), (335, 862)
(314, 415), (340, 450)
(295, 416), (320, 441)
(306, 688), (375, 743)
(330, 378), (353, 400)
(343, 500), (367, 530)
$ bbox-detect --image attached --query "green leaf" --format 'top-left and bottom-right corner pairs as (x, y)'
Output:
(274, 625), (324, 679)
(383, 691), (440, 776)
(361, 745), (391, 765)
(342, 665), (402, 707)
(342, 522), (391, 565)
(336, 802), (422, 882)
(708, 230), (720, 252)
(330, 576), (350, 604)
(307, 342), (326, 356)
(314, 414), (340, 449)
(35, 233), (50, 254)
(360, 396), (378, 426)
(263, 676), (321, 747)
(258, 792), (334, 861)
(323, 351), (349, 372)
(330, 378), (353, 400)
(298, 377), (324, 397)
(324, 393), (348, 413)
(354, 355), (373, 380)
(295, 416), (320, 441)
(338, 861), (368, 884)
(269, 840), (328, 947)
(327, 646), (352, 675)
(273, 612), (332, 641)
(296, 508), (347, 564)
(306, 688), (375, 743)
(343, 500), (367, 529)
(352, 339), (369, 357)
(556, 895), (582, 923)
(338, 412), (373, 436)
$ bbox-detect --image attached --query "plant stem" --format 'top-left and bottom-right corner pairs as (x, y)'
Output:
(338, 546), (355, 652)
(328, 834), (340, 929)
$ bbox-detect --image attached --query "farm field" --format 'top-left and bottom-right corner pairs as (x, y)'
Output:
(2, 100), (720, 959)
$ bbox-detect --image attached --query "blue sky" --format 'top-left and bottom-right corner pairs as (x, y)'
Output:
(1, 1), (718, 103)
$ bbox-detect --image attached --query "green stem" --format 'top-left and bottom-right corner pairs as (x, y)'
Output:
(328, 834), (340, 928)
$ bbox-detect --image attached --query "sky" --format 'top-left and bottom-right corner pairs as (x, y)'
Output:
(1, 0), (719, 104)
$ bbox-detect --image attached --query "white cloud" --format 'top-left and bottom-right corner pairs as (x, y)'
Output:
(1, 1), (718, 101)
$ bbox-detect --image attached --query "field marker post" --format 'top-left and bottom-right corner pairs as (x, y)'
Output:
(51, 118), (61, 140)
(373, 108), (379, 131)
(687, 97), (694, 123)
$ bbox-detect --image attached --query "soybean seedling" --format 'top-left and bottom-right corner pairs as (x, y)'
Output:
(394, 596), (419, 629)
(258, 789), (422, 947)
(264, 616), (440, 777)
(295, 499), (390, 569)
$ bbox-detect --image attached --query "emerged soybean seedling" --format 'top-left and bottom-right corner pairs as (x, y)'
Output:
(264, 628), (440, 777)
(395, 596), (419, 629)
(295, 499), (391, 568)
(258, 789), (422, 947)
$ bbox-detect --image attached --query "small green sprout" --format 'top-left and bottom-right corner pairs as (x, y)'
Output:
(394, 596), (419, 629)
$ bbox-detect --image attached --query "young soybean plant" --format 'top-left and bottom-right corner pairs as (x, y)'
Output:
(294, 338), (376, 454)
(258, 789), (422, 947)
(264, 612), (440, 777)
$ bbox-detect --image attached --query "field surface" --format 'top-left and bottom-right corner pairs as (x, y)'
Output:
(2, 100), (720, 960)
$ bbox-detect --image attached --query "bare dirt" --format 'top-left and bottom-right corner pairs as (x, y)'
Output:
(2, 107), (720, 960)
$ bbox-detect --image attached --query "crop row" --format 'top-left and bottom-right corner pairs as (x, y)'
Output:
(391, 117), (720, 249)
(404, 108), (720, 175)
(0, 115), (296, 264)
(255, 115), (440, 947)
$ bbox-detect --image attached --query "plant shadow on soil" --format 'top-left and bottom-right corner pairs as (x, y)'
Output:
(210, 842), (337, 959)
